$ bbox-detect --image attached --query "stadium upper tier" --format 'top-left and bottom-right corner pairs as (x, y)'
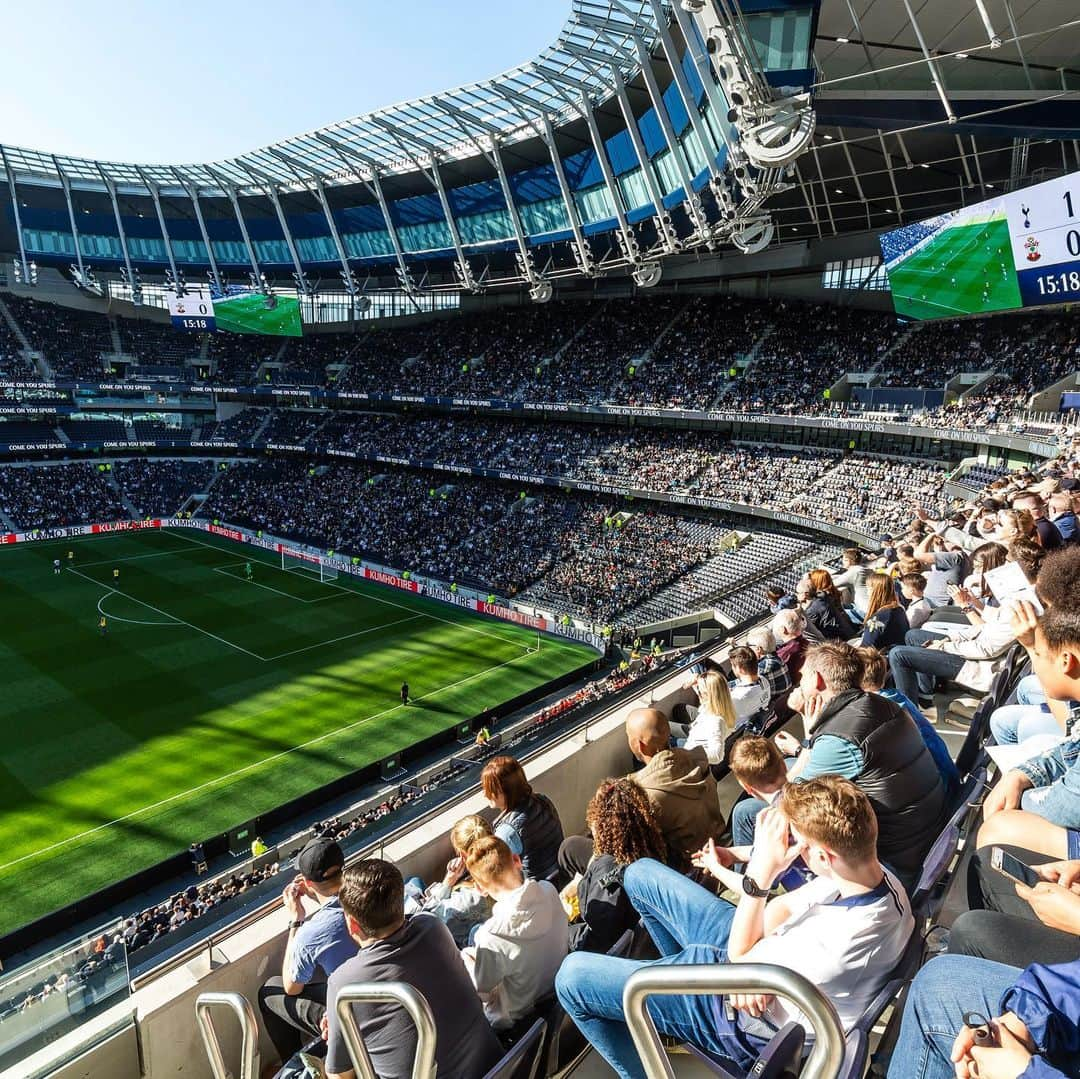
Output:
(1, 291), (1077, 417)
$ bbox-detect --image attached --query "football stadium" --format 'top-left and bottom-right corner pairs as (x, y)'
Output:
(0, 2), (1078, 1077)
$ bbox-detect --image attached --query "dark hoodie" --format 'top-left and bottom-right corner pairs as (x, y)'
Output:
(630, 746), (725, 870)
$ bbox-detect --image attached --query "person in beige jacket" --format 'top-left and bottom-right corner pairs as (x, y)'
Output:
(625, 708), (725, 870)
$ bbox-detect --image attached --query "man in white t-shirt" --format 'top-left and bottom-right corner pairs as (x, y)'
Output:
(728, 645), (771, 726)
(556, 776), (913, 1079)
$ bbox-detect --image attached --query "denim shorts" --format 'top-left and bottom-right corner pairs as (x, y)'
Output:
(1068, 829), (1080, 861)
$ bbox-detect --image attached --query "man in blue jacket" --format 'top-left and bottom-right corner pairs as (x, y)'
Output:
(888, 955), (1080, 1078)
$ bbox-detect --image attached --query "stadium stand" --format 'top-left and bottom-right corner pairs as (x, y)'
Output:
(0, 462), (126, 528)
(113, 460), (215, 517)
(7, 1), (1080, 1073)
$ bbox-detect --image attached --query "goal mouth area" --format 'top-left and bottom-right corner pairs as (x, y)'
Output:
(281, 549), (339, 581)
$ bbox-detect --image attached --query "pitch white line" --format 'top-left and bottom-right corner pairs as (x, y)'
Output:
(0, 648), (540, 874)
(263, 614), (426, 661)
(74, 548), (197, 570)
(67, 566), (265, 661)
(212, 563), (341, 605)
(96, 591), (182, 627)
(166, 527), (532, 650)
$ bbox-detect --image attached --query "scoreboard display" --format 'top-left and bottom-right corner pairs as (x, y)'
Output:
(167, 290), (303, 337)
(880, 168), (1080, 320)
(167, 293), (215, 332)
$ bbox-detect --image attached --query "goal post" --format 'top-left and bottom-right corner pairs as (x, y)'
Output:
(280, 546), (337, 582)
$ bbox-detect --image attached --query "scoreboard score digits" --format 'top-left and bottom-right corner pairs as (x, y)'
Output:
(881, 168), (1080, 320)
(1017, 178), (1080, 305)
(167, 294), (216, 332)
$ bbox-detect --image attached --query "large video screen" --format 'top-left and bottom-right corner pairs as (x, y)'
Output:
(880, 169), (1080, 320)
(167, 289), (303, 337)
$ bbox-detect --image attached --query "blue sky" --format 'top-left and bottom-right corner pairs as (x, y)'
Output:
(2, 1), (569, 163)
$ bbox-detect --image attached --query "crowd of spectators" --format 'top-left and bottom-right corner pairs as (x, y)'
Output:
(2, 294), (114, 380)
(2, 293), (1078, 438)
(0, 463), (126, 529)
(112, 460), (214, 517)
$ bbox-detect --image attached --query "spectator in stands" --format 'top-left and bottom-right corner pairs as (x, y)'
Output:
(857, 647), (959, 802)
(979, 603), (1080, 848)
(557, 777), (913, 1079)
(766, 585), (795, 613)
(671, 668), (736, 765)
(690, 737), (800, 893)
(622, 707), (725, 871)
(727, 646), (770, 726)
(912, 529), (970, 606)
(860, 572), (910, 654)
(887, 955), (1080, 1079)
(259, 838), (355, 1063)
(324, 859), (502, 1079)
(951, 854), (1080, 968)
(405, 814), (494, 947)
(461, 836), (567, 1029)
(772, 607), (810, 681)
(802, 568), (857, 641)
(1049, 491), (1078, 544)
(566, 778), (666, 953)
(889, 541), (1043, 707)
(831, 547), (873, 617)
(899, 571), (937, 630)
(1015, 489), (1064, 550)
(752, 643), (945, 884)
(745, 626), (792, 702)
(481, 756), (564, 882)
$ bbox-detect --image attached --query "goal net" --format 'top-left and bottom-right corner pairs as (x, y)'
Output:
(281, 547), (339, 582)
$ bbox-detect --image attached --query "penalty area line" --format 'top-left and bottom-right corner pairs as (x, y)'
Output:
(0, 647), (543, 875)
(67, 567), (264, 661)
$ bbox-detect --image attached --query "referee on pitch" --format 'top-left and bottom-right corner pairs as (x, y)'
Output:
(400, 681), (410, 706)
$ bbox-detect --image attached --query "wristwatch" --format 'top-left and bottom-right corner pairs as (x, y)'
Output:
(741, 875), (771, 899)
(288, 918), (306, 930)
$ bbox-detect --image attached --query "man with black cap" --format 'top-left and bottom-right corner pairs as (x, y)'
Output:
(258, 837), (356, 1063)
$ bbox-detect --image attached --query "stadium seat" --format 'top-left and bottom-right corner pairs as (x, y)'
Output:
(908, 765), (989, 917)
(535, 927), (636, 1076)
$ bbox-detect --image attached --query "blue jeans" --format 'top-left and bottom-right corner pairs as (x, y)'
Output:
(887, 954), (1018, 1079)
(555, 859), (767, 1079)
(889, 640), (964, 702)
(732, 796), (769, 849)
(989, 675), (1055, 744)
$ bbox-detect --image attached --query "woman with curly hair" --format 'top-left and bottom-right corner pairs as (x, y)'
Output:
(568, 778), (666, 953)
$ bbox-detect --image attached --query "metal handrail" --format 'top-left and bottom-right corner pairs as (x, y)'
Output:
(622, 963), (846, 1079)
(335, 981), (438, 1079)
(195, 991), (260, 1079)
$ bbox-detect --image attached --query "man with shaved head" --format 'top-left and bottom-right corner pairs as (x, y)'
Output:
(558, 708), (726, 879)
(624, 707), (725, 870)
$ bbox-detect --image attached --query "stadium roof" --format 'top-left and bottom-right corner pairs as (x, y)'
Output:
(0, 0), (663, 195)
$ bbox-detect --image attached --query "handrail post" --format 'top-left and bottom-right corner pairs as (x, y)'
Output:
(335, 981), (438, 1079)
(622, 963), (846, 1079)
(195, 992), (260, 1079)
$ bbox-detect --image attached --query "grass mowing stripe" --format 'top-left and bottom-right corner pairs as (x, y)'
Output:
(0, 529), (595, 931)
(0, 645), (538, 876)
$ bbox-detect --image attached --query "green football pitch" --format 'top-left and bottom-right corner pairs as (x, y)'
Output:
(887, 216), (1023, 320)
(0, 527), (594, 934)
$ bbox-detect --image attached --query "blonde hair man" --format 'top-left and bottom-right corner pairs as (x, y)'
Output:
(462, 836), (568, 1029)
(556, 776), (913, 1079)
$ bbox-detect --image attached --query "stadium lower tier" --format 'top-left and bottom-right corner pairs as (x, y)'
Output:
(0, 527), (595, 933)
